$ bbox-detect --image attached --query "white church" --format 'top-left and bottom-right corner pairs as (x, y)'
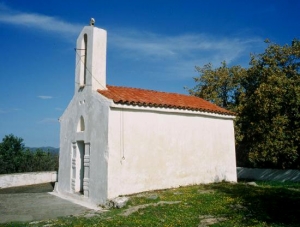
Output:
(56, 20), (237, 206)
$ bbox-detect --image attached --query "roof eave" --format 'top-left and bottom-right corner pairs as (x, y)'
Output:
(110, 102), (236, 119)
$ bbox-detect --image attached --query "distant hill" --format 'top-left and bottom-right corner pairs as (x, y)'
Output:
(26, 147), (59, 155)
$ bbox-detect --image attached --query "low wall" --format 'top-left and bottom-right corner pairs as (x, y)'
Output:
(1, 168), (299, 189)
(0, 171), (57, 189)
(237, 167), (300, 182)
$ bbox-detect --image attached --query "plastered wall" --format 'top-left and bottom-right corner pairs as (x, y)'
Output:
(107, 106), (237, 198)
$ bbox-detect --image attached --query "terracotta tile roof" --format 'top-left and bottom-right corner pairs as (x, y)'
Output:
(98, 85), (235, 116)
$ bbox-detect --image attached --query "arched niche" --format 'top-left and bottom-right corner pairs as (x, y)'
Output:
(77, 116), (85, 132)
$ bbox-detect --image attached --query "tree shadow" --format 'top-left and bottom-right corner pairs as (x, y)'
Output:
(209, 182), (300, 226)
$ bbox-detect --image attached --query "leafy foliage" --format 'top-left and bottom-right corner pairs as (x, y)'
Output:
(0, 134), (58, 174)
(240, 40), (300, 169)
(189, 40), (300, 169)
(189, 61), (246, 111)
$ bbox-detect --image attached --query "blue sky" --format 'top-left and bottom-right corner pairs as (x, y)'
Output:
(0, 0), (299, 147)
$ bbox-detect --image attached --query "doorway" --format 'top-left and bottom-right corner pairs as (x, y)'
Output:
(77, 141), (85, 193)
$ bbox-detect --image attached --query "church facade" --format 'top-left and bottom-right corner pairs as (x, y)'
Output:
(56, 21), (237, 206)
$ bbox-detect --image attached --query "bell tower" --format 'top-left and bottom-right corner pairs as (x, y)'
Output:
(75, 18), (107, 92)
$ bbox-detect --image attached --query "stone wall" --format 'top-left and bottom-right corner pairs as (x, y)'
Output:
(0, 171), (57, 189)
(237, 167), (300, 182)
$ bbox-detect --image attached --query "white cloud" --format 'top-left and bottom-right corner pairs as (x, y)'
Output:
(109, 29), (265, 79)
(38, 96), (53, 99)
(110, 30), (261, 60)
(38, 118), (58, 124)
(0, 3), (82, 37)
(0, 108), (20, 114)
(0, 3), (265, 81)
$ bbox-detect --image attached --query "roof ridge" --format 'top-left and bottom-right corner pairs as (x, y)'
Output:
(106, 85), (190, 97)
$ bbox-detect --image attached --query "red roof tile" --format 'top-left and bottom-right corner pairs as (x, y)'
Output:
(98, 85), (235, 116)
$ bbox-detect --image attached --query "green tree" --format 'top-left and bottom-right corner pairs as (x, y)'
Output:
(0, 134), (25, 173)
(188, 61), (246, 112)
(240, 40), (300, 169)
(189, 40), (300, 169)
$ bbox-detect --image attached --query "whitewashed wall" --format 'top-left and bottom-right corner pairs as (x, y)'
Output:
(57, 90), (110, 205)
(107, 105), (237, 198)
(57, 24), (110, 205)
(0, 171), (57, 189)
